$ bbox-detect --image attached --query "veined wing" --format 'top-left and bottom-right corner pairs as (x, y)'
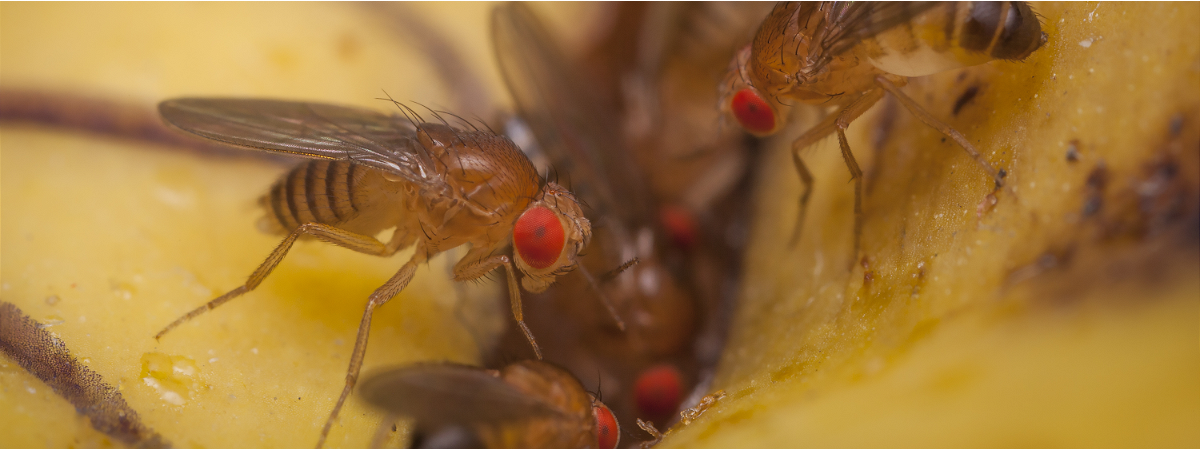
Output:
(159, 98), (444, 191)
(359, 363), (567, 429)
(491, 3), (653, 230)
(807, 2), (942, 71)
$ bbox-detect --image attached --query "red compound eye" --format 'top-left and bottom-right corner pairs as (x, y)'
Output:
(593, 401), (620, 449)
(513, 206), (565, 270)
(731, 88), (777, 135)
(634, 364), (684, 422)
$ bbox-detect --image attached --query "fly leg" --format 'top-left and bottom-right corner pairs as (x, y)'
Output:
(154, 223), (409, 340)
(833, 88), (887, 261)
(445, 247), (488, 361)
(318, 256), (421, 448)
(452, 249), (543, 360)
(153, 222), (415, 448)
(787, 112), (837, 248)
(636, 419), (665, 449)
(576, 262), (626, 331)
(787, 143), (816, 248)
(788, 89), (885, 259)
(874, 75), (1005, 189)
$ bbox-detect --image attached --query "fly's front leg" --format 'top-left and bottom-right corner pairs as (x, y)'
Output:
(318, 256), (421, 448)
(787, 87), (885, 252)
(155, 223), (407, 340)
(789, 89), (885, 257)
(787, 109), (841, 249)
(874, 75), (1005, 189)
(452, 250), (542, 360)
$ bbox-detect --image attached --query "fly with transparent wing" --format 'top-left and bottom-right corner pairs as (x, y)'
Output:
(492, 3), (707, 432)
(720, 1), (1047, 258)
(156, 98), (595, 447)
(360, 360), (621, 448)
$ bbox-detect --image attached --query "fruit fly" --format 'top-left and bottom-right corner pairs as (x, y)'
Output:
(360, 360), (620, 448)
(490, 3), (772, 437)
(154, 98), (596, 447)
(720, 2), (1047, 256)
(610, 2), (771, 422)
(491, 3), (703, 433)
(621, 2), (771, 214)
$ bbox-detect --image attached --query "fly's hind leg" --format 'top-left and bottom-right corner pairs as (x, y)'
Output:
(874, 75), (1005, 189)
(155, 222), (416, 448)
(155, 223), (409, 340)
(451, 247), (542, 360)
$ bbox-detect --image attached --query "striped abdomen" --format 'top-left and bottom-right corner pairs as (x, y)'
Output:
(259, 160), (404, 236)
(862, 2), (1046, 78)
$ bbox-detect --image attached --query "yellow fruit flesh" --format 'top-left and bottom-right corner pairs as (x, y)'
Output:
(663, 2), (1200, 447)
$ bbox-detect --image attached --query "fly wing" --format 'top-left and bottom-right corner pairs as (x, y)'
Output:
(359, 363), (567, 429)
(808, 2), (942, 70)
(158, 98), (444, 190)
(491, 3), (653, 231)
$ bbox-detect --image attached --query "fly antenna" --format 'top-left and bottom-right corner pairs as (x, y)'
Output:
(576, 261), (626, 331)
